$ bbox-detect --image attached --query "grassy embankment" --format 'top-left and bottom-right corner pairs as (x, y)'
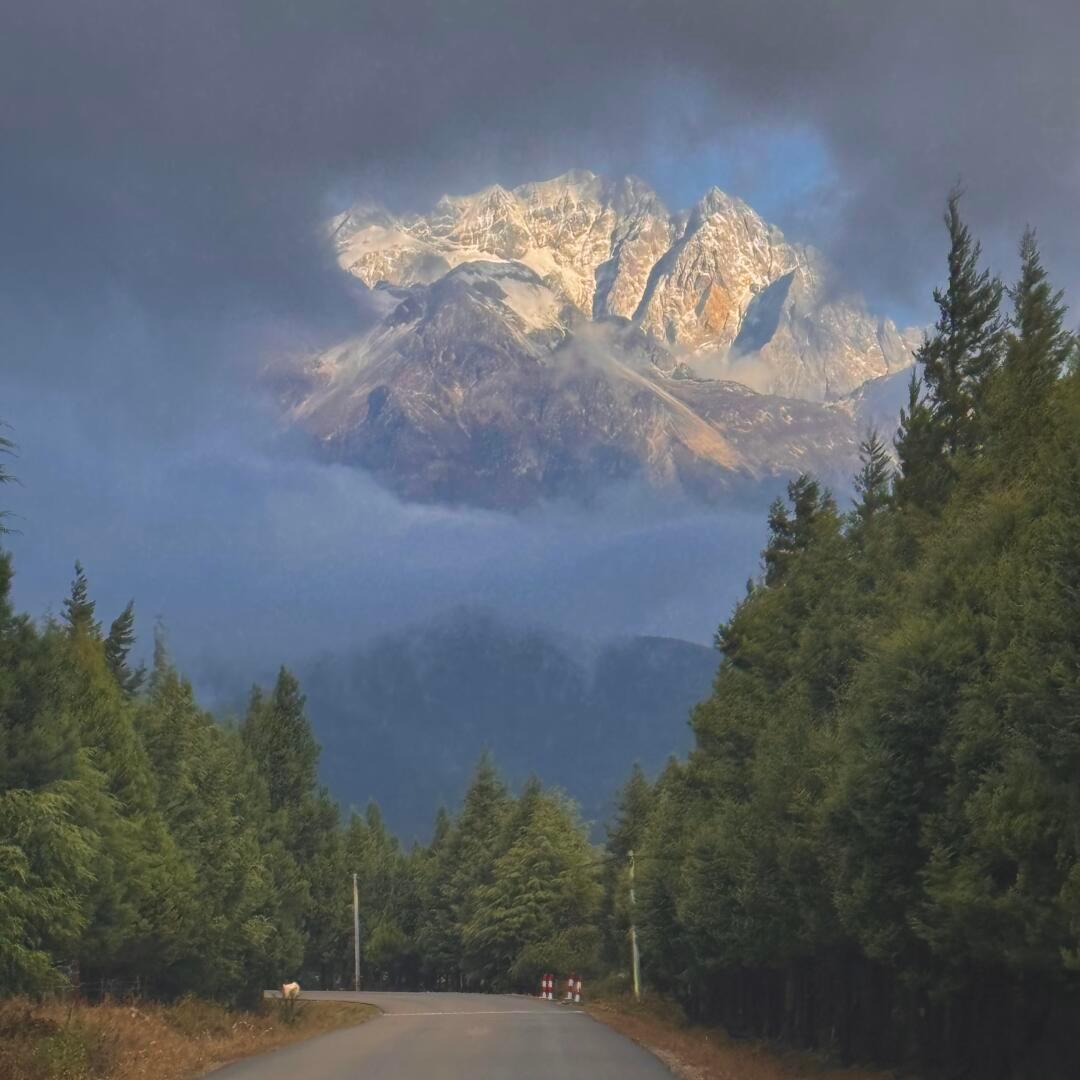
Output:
(0, 996), (378, 1080)
(587, 994), (903, 1080)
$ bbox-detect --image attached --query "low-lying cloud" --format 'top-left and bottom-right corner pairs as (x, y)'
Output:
(4, 345), (769, 692)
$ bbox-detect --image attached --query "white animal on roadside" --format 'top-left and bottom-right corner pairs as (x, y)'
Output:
(281, 982), (301, 999)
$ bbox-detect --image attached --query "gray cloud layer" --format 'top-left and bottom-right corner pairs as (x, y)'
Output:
(4, 360), (767, 675)
(3, 0), (1078, 681)
(4, 0), (1079, 319)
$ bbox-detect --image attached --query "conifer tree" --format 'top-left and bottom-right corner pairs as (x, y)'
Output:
(601, 765), (652, 965)
(607, 764), (650, 860)
(104, 600), (145, 696)
(851, 431), (893, 530)
(62, 561), (100, 637)
(137, 646), (289, 1001)
(414, 756), (515, 989)
(917, 189), (1004, 455)
(241, 666), (319, 813)
(893, 368), (947, 515)
(415, 810), (462, 988)
(916, 362), (1080, 995)
(35, 615), (193, 990)
(430, 806), (452, 849)
(635, 759), (696, 999)
(0, 554), (100, 993)
(463, 789), (599, 990)
(987, 228), (1075, 467)
(296, 791), (349, 987)
(0, 787), (97, 992)
(0, 425), (14, 535)
(763, 475), (836, 586)
(1, 577), (82, 795)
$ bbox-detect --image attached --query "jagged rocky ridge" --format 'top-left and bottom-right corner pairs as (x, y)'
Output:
(282, 172), (918, 508)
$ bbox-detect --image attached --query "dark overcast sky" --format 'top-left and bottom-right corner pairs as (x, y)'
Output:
(2, 0), (1079, 676)
(5, 0), (1080, 317)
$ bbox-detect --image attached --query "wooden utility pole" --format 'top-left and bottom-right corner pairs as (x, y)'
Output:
(628, 850), (642, 1002)
(352, 872), (361, 992)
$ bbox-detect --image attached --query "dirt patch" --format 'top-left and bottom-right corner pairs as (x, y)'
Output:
(586, 997), (899, 1080)
(0, 996), (378, 1080)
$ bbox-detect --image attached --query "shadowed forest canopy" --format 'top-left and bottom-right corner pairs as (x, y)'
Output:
(628, 201), (1080, 1077)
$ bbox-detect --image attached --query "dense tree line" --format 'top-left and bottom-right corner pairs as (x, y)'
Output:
(615, 197), (1080, 1077)
(0, 539), (602, 1002)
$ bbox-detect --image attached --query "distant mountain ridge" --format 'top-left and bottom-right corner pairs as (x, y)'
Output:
(276, 171), (918, 509)
(299, 612), (718, 839)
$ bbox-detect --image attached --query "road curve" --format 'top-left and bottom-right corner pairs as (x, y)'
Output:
(211, 991), (672, 1079)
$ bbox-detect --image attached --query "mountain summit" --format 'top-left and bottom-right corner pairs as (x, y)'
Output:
(282, 172), (917, 508)
(329, 171), (917, 399)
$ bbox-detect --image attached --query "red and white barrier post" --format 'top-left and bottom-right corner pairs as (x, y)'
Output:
(574, 976), (582, 1004)
(541, 973), (554, 1000)
(565, 975), (574, 1001)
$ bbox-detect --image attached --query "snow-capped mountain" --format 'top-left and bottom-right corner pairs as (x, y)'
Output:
(280, 172), (918, 509)
(329, 171), (918, 400)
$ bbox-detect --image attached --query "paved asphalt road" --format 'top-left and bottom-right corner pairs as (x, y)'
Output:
(211, 991), (672, 1079)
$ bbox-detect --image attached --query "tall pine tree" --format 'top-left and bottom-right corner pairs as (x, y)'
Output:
(62, 562), (100, 637)
(104, 600), (144, 696)
(897, 191), (1003, 515)
(987, 228), (1075, 469)
(241, 667), (319, 814)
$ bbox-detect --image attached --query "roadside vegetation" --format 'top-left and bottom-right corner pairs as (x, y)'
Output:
(3, 192), (1079, 1077)
(587, 994), (894, 1080)
(0, 996), (376, 1080)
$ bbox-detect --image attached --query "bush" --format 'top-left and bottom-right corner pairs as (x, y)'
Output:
(161, 996), (238, 1040)
(30, 1022), (119, 1080)
(269, 996), (301, 1027)
(0, 999), (60, 1040)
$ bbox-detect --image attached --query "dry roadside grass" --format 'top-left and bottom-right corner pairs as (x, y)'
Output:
(0, 995), (378, 1080)
(586, 997), (898, 1080)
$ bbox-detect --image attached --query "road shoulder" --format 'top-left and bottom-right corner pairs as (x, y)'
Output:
(585, 997), (894, 1080)
(0, 996), (378, 1080)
